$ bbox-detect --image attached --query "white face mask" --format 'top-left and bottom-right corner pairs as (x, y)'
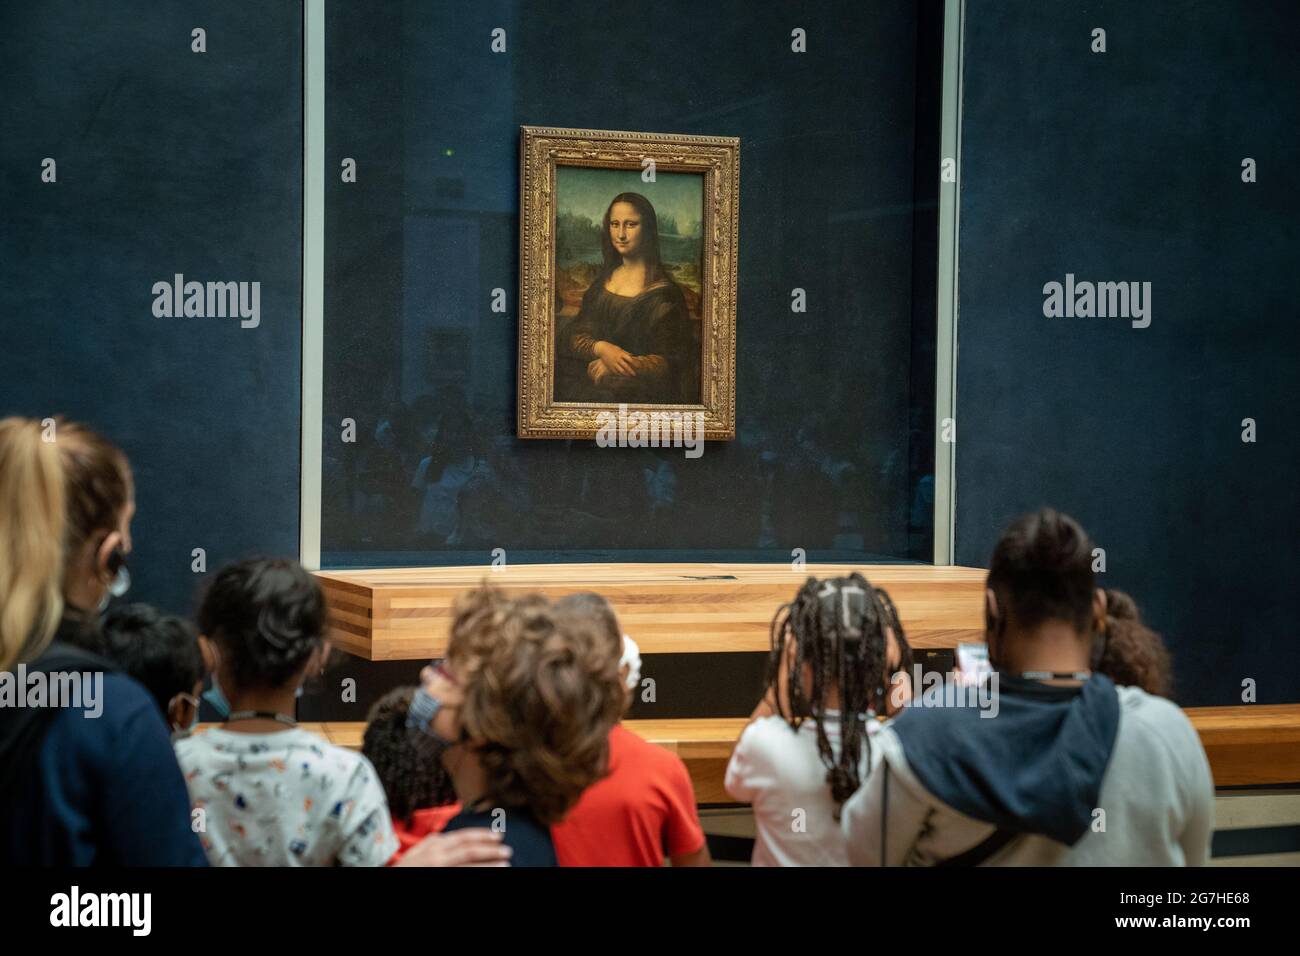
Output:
(620, 634), (642, 690)
(96, 564), (131, 613)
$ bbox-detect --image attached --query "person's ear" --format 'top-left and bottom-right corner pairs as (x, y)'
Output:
(884, 625), (901, 672)
(297, 639), (330, 686)
(984, 589), (999, 636)
(94, 530), (123, 582)
(984, 588), (1002, 667)
(886, 669), (912, 716)
(168, 692), (197, 732)
(197, 635), (218, 676)
(1092, 588), (1107, 633)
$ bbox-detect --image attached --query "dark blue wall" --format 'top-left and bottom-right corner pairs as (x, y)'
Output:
(0, 1), (303, 617)
(955, 1), (1300, 706)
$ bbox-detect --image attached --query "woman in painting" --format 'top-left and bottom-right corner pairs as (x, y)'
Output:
(557, 192), (700, 405)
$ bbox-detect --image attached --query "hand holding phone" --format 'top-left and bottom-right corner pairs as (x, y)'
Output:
(955, 642), (991, 687)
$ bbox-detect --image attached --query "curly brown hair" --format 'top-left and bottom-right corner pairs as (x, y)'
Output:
(1098, 589), (1173, 698)
(447, 586), (625, 825)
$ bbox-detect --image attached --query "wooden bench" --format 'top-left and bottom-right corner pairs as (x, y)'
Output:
(297, 717), (745, 803)
(285, 705), (1300, 800)
(1184, 704), (1300, 788)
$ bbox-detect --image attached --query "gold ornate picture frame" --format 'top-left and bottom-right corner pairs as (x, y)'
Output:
(517, 125), (738, 441)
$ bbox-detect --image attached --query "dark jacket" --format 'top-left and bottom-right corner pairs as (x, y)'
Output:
(0, 626), (207, 866)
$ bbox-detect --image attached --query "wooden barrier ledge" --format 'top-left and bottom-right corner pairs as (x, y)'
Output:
(283, 704), (1300, 799)
(306, 565), (1299, 795)
(316, 563), (989, 660)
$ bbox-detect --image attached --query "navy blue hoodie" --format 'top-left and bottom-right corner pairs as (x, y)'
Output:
(890, 673), (1121, 846)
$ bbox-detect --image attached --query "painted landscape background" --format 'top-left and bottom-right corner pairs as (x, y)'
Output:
(554, 165), (704, 319)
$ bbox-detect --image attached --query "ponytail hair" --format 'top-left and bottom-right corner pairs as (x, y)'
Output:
(0, 418), (67, 670)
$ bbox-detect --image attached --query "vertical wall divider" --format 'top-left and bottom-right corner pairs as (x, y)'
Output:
(932, 0), (964, 566)
(299, 0), (325, 570)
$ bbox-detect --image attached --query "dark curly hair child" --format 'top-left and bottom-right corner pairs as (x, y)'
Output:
(363, 686), (461, 858)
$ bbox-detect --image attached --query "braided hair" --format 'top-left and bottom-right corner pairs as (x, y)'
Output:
(765, 573), (912, 815)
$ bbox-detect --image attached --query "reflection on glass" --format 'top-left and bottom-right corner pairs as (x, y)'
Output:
(321, 0), (938, 565)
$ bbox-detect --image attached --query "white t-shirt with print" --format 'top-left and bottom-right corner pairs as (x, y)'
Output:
(175, 726), (399, 867)
(725, 711), (883, 866)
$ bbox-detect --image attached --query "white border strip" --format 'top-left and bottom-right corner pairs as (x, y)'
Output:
(933, 0), (964, 566)
(299, 0), (325, 570)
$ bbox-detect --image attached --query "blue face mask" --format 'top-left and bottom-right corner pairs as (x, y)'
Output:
(406, 686), (454, 756)
(202, 677), (231, 720)
(201, 676), (303, 721)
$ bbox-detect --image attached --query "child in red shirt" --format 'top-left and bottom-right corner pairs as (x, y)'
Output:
(550, 595), (710, 867)
(362, 687), (461, 860)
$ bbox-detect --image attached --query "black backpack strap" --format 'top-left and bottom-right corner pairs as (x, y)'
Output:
(880, 761), (889, 866)
(936, 827), (1020, 867)
(878, 758), (1018, 867)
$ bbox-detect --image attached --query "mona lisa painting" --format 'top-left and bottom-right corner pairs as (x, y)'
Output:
(518, 126), (738, 441)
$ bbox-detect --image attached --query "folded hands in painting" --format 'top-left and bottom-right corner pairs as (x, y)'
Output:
(592, 341), (636, 377)
(588, 357), (631, 387)
(590, 340), (637, 387)
(588, 341), (670, 387)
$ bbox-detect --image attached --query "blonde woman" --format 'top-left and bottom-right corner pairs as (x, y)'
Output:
(0, 417), (65, 673)
(0, 417), (206, 865)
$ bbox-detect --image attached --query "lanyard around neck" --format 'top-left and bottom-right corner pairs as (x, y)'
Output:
(224, 710), (297, 727)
